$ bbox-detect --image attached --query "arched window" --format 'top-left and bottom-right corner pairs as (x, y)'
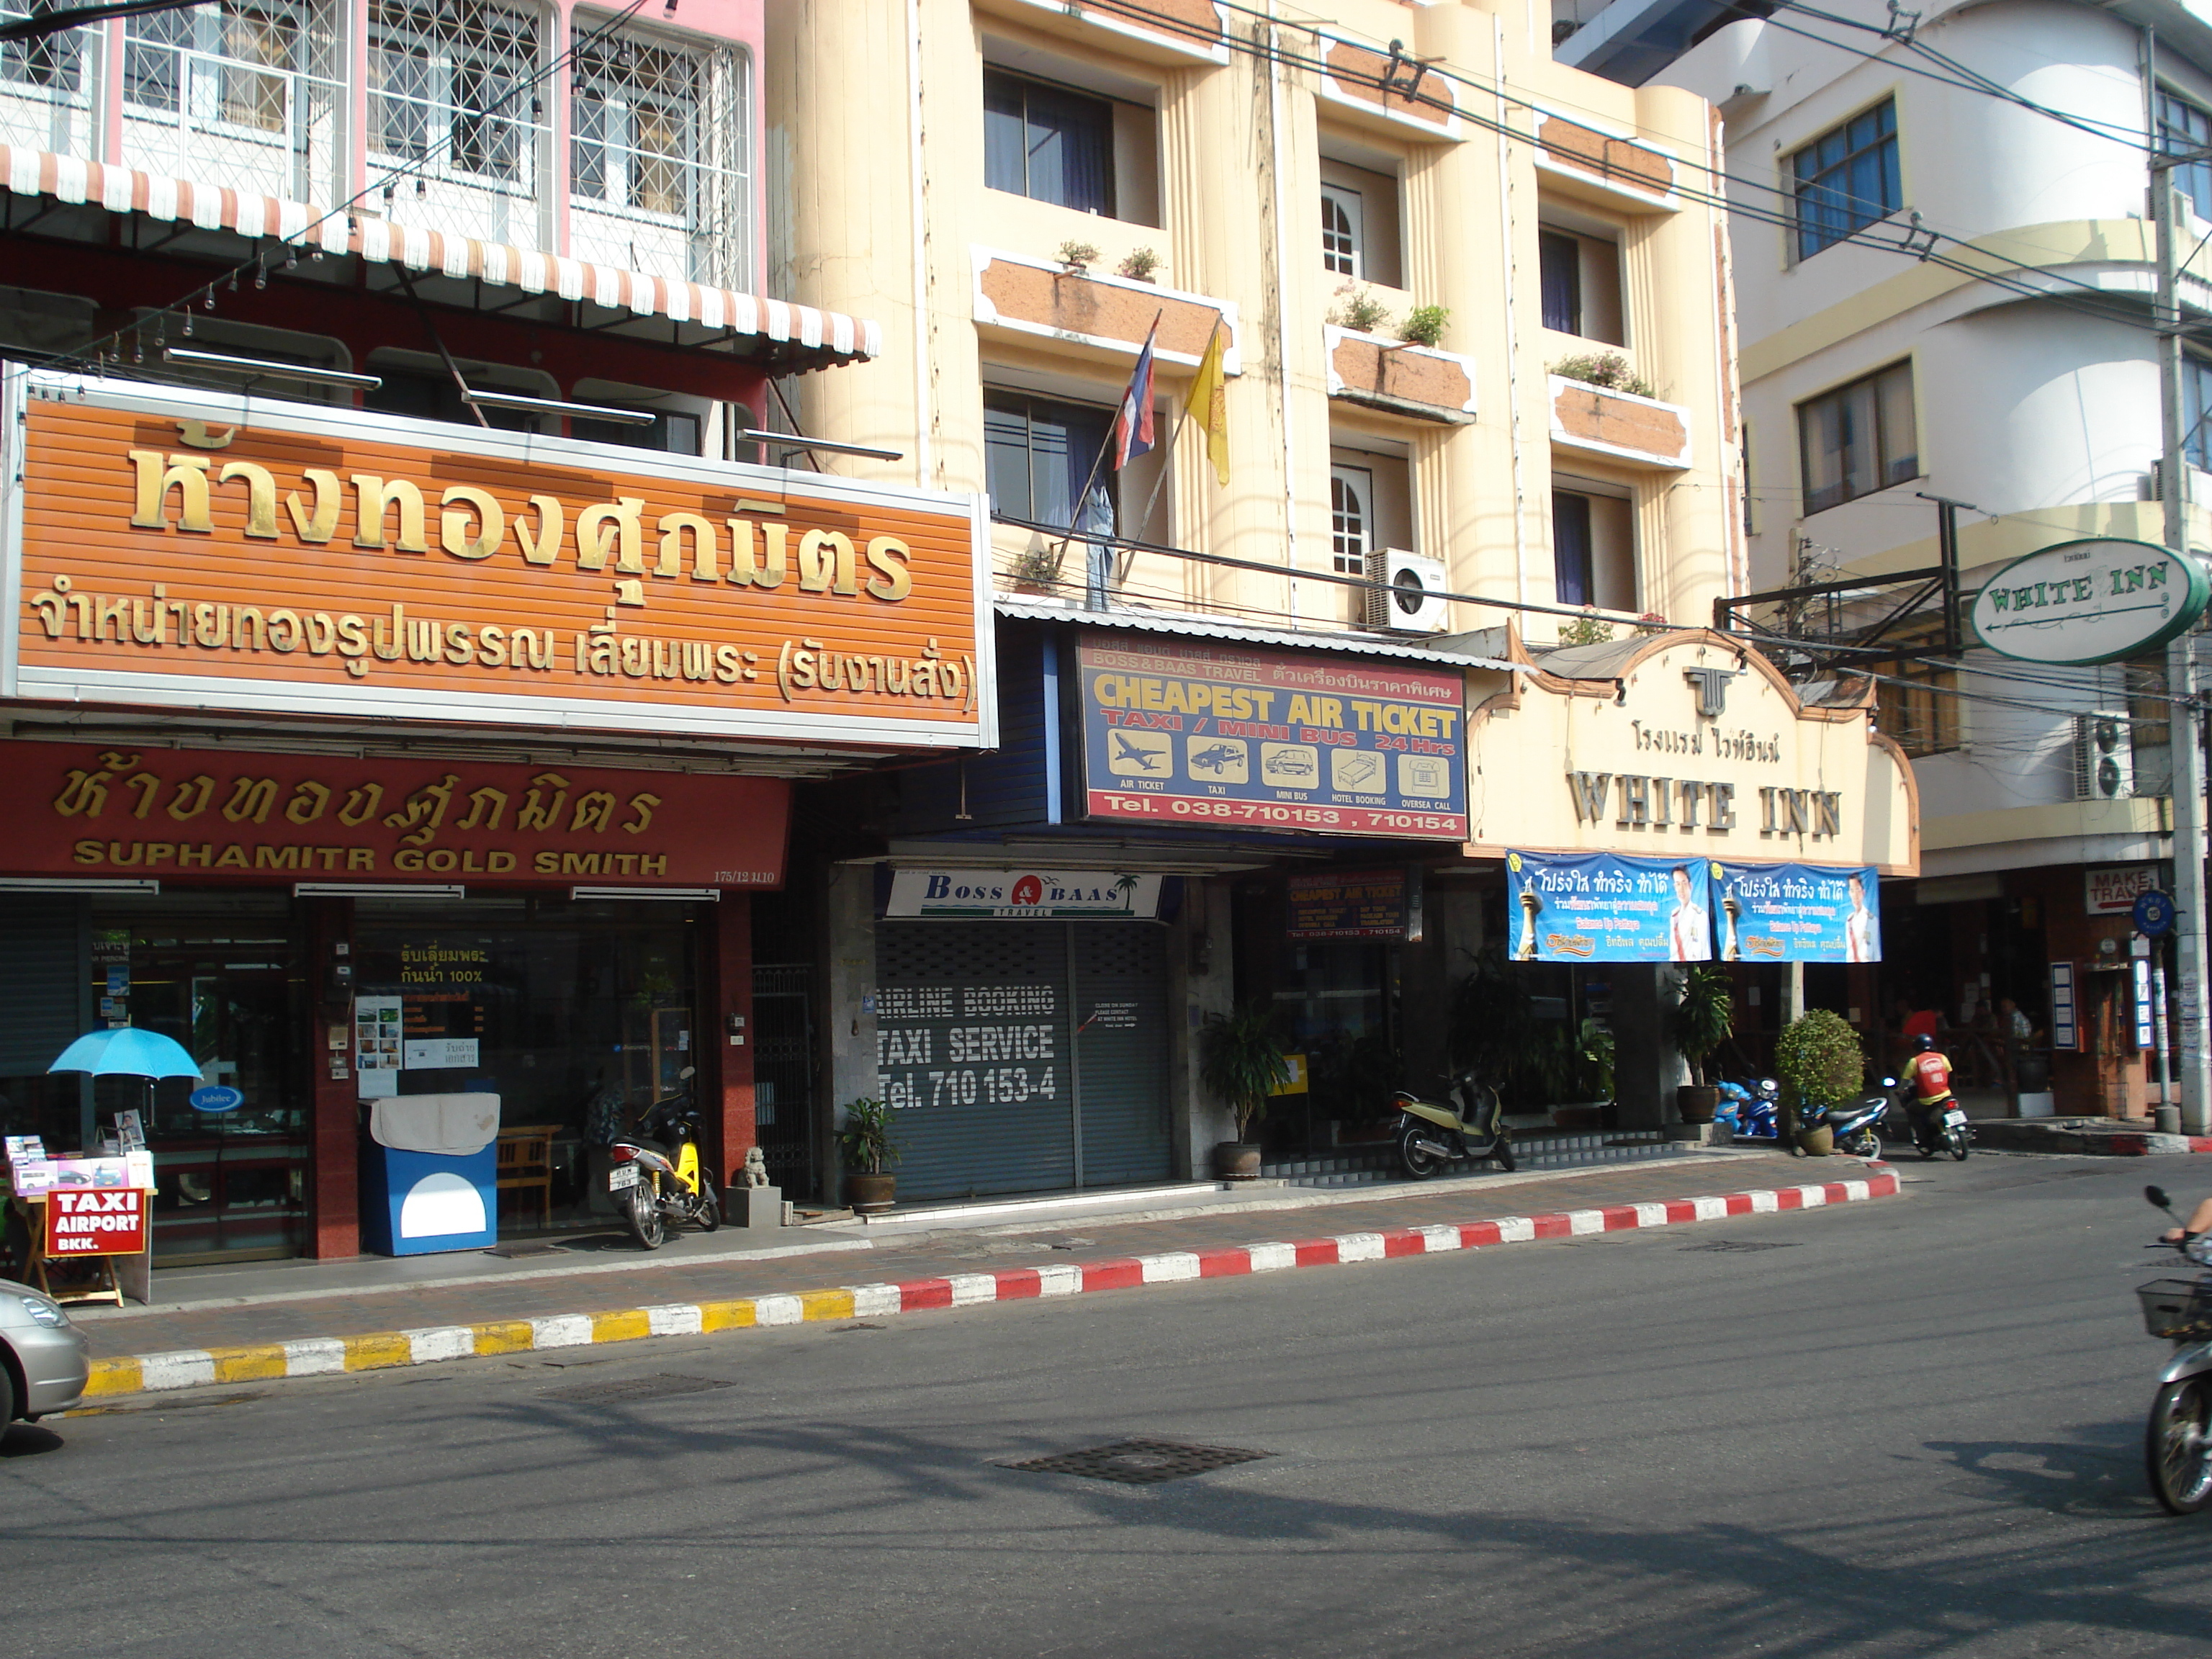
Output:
(1321, 184), (1362, 278)
(1330, 465), (1370, 575)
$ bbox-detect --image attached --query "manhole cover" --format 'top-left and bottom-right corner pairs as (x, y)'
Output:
(542, 1373), (734, 1405)
(1002, 1439), (1272, 1484)
(485, 1241), (567, 1259)
(1679, 1238), (1804, 1253)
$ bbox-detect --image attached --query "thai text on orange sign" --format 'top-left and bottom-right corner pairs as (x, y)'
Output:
(6, 383), (987, 743)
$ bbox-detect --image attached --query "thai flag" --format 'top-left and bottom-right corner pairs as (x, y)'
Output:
(1114, 319), (1159, 469)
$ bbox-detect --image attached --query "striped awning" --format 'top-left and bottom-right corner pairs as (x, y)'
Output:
(0, 145), (880, 362)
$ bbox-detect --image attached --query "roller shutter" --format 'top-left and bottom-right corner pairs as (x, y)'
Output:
(0, 894), (85, 1076)
(1071, 922), (1171, 1187)
(876, 919), (1169, 1203)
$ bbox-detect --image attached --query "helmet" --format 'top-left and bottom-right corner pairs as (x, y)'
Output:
(1914, 1033), (1936, 1051)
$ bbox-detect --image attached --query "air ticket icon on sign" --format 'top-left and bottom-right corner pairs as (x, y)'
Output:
(1107, 729), (1174, 777)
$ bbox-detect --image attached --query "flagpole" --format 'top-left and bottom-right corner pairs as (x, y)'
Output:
(1052, 310), (1164, 596)
(1130, 317), (1221, 554)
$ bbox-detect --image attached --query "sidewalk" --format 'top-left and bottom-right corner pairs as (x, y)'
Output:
(69, 1150), (1899, 1401)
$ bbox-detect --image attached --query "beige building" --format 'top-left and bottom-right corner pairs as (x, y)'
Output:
(759, 0), (1910, 1197)
(769, 0), (1744, 637)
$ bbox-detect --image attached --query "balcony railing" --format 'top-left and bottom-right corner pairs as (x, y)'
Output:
(567, 22), (748, 288)
(0, 5), (94, 156)
(122, 41), (345, 205)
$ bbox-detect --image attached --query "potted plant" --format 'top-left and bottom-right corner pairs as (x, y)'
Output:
(1008, 546), (1061, 595)
(1117, 247), (1161, 282)
(837, 1096), (899, 1213)
(1401, 303), (1449, 348)
(1668, 966), (1735, 1124)
(1056, 239), (1100, 274)
(1773, 1010), (1865, 1156)
(1199, 1003), (1290, 1179)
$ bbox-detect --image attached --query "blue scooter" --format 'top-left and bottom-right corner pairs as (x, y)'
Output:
(1794, 1082), (1890, 1159)
(1712, 1078), (1781, 1141)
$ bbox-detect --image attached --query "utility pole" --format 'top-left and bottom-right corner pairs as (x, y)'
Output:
(2152, 30), (2211, 1135)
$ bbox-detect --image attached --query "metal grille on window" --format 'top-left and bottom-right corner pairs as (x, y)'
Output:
(121, 0), (340, 202)
(0, 1), (95, 153)
(570, 15), (749, 287)
(368, 0), (545, 245)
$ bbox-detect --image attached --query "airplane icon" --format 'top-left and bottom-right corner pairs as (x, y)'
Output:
(1112, 730), (1167, 771)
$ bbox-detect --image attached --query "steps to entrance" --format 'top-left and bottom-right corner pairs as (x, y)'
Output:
(1262, 1130), (1691, 1187)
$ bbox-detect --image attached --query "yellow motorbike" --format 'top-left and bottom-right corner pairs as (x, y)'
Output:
(608, 1069), (721, 1249)
(1394, 1071), (1516, 1179)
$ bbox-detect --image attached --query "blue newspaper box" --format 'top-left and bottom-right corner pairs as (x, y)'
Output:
(361, 1094), (500, 1256)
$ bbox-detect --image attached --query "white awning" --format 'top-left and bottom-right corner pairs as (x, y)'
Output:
(1, 145), (879, 363)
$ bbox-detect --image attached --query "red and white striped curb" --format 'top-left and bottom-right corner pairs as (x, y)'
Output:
(84, 1170), (1898, 1399)
(845, 1169), (1903, 1313)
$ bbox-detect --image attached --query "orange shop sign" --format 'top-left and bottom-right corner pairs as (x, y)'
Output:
(5, 741), (791, 888)
(1, 377), (996, 749)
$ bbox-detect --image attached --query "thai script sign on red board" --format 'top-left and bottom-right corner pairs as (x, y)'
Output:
(4, 740), (790, 888)
(45, 1187), (148, 1256)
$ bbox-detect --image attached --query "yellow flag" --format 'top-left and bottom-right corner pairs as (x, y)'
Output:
(1187, 322), (1230, 486)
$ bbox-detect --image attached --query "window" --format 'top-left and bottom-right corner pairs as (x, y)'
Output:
(1321, 184), (1362, 277)
(984, 69), (1112, 215)
(126, 0), (308, 132)
(986, 391), (1118, 603)
(1873, 658), (1957, 757)
(572, 25), (701, 219)
(1539, 231), (1581, 335)
(572, 409), (701, 454)
(1330, 464), (1372, 575)
(1790, 98), (1899, 260)
(2185, 354), (2212, 471)
(368, 0), (539, 185)
(2161, 91), (2212, 223)
(1799, 361), (1917, 514)
(1552, 490), (1593, 607)
(0, 1), (86, 96)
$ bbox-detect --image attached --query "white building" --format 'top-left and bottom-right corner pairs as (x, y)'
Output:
(1557, 0), (2212, 1115)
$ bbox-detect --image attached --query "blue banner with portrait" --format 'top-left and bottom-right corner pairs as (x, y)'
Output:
(1709, 862), (1881, 963)
(1506, 851), (1713, 962)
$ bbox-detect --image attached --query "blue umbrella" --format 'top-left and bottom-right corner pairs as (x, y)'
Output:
(47, 1027), (204, 1080)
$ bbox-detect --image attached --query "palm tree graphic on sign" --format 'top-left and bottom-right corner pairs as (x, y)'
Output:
(1113, 874), (1139, 912)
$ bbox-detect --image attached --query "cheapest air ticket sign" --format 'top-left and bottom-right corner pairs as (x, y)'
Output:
(1076, 635), (1468, 840)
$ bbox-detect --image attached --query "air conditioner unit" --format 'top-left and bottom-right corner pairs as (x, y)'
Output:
(1364, 549), (1450, 633)
(2072, 711), (2133, 801)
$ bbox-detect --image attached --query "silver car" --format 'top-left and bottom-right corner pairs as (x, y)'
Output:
(1, 1277), (91, 1426)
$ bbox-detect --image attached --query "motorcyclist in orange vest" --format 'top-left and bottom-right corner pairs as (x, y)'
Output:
(1901, 1032), (1956, 1149)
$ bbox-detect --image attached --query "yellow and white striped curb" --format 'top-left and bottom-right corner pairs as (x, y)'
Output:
(79, 1169), (1899, 1402)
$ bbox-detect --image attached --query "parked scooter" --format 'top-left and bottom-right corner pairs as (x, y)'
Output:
(1712, 1078), (1781, 1141)
(1394, 1072), (1516, 1179)
(1794, 1082), (1892, 1159)
(2136, 1184), (2212, 1514)
(608, 1068), (721, 1249)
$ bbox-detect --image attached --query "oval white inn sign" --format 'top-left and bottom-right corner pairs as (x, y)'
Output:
(1969, 538), (2211, 665)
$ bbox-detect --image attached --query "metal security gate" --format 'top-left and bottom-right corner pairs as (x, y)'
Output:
(876, 921), (1169, 1203)
(751, 963), (817, 1200)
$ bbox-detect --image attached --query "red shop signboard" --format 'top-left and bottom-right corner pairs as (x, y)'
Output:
(45, 1187), (148, 1256)
(4, 741), (790, 888)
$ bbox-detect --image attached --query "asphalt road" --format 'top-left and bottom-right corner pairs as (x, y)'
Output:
(6, 1155), (2209, 1659)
